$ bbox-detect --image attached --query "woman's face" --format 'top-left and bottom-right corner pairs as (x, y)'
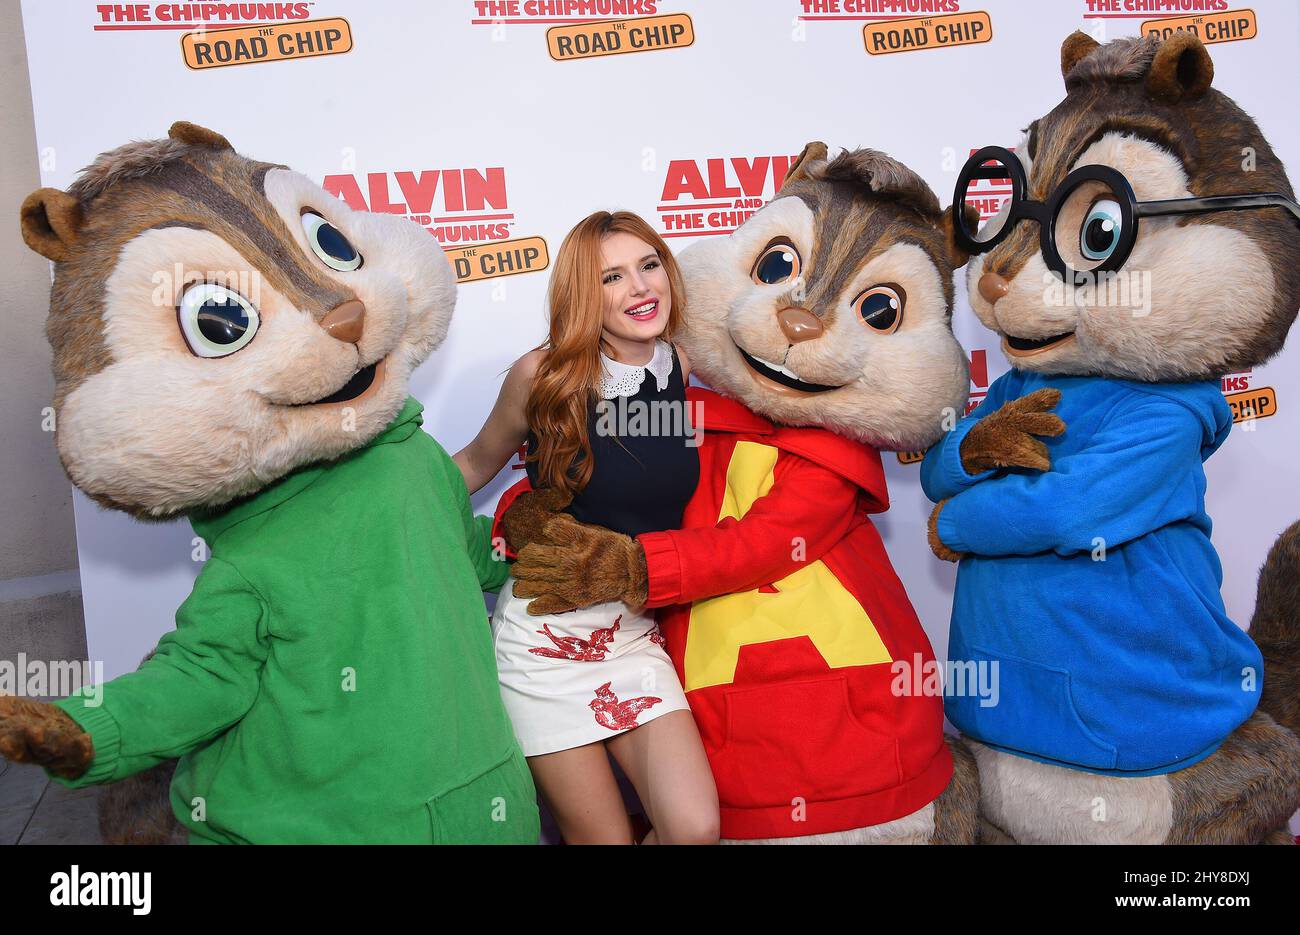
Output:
(599, 231), (672, 350)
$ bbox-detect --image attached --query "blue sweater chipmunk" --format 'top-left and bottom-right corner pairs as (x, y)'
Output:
(923, 32), (1300, 843)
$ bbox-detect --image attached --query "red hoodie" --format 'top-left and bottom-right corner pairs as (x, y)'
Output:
(639, 387), (950, 838)
(495, 386), (951, 839)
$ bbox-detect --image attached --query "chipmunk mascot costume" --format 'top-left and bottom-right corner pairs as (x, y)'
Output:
(501, 144), (982, 843)
(924, 31), (1300, 843)
(0, 122), (540, 845)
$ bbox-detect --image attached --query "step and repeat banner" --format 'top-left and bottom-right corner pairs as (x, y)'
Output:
(19, 0), (1300, 681)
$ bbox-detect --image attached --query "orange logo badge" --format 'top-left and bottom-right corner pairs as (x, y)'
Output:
(1142, 9), (1257, 45)
(863, 11), (991, 55)
(182, 17), (352, 69)
(546, 13), (694, 61)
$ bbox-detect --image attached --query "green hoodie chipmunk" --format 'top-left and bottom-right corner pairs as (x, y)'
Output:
(0, 122), (539, 844)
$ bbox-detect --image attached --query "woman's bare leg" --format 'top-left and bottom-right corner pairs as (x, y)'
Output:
(607, 710), (719, 844)
(526, 741), (634, 844)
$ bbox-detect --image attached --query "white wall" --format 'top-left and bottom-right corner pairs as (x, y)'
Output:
(16, 0), (1300, 684)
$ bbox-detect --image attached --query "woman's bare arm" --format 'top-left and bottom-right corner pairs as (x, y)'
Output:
(453, 349), (545, 494)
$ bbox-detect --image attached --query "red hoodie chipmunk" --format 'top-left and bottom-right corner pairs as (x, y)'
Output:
(503, 143), (980, 842)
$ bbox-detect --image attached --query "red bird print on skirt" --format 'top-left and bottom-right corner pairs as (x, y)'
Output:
(590, 682), (662, 731)
(529, 616), (621, 661)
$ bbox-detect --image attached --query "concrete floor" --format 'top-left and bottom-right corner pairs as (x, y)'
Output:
(1, 585), (99, 844)
(0, 758), (102, 845)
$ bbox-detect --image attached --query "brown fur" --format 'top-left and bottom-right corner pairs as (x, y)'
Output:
(804, 147), (942, 221)
(1166, 711), (1300, 843)
(0, 696), (93, 779)
(511, 512), (649, 615)
(927, 500), (963, 563)
(784, 140), (829, 185)
(98, 762), (188, 845)
(1250, 520), (1300, 739)
(23, 126), (361, 513)
(983, 33), (1300, 379)
(9, 123), (459, 843)
(775, 171), (958, 328)
(501, 486), (573, 554)
(958, 387), (1064, 473)
(928, 735), (980, 844)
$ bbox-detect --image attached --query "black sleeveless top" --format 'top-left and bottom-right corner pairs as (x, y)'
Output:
(526, 343), (700, 539)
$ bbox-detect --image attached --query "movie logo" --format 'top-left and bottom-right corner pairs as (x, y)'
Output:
(1221, 370), (1278, 424)
(657, 154), (802, 239)
(797, 0), (962, 21)
(93, 2), (314, 30)
(1141, 8), (1257, 44)
(471, 0), (660, 25)
(182, 17), (352, 68)
(546, 12), (693, 60)
(323, 166), (550, 282)
(1082, 0), (1230, 20)
(863, 10), (991, 54)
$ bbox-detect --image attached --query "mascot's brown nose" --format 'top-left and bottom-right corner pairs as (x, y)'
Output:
(978, 272), (1011, 304)
(320, 300), (366, 344)
(777, 307), (823, 343)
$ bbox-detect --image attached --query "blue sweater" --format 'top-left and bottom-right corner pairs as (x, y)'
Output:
(921, 370), (1261, 775)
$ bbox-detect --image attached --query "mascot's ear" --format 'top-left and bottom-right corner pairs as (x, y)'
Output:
(168, 120), (233, 150)
(1146, 31), (1213, 103)
(20, 188), (84, 262)
(783, 141), (828, 188)
(942, 203), (980, 269)
(1060, 30), (1099, 80)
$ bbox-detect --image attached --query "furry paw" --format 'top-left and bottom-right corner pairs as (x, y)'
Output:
(0, 695), (93, 780)
(960, 387), (1065, 474)
(513, 519), (648, 614)
(928, 500), (965, 562)
(500, 485), (573, 554)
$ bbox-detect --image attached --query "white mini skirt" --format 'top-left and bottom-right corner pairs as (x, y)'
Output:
(490, 575), (690, 757)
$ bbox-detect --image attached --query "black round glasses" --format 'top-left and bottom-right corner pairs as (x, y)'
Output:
(952, 145), (1300, 285)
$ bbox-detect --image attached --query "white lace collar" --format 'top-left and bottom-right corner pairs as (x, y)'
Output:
(599, 340), (674, 400)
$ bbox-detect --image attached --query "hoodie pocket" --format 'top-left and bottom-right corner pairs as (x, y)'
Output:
(953, 646), (1117, 771)
(426, 747), (540, 844)
(711, 675), (902, 809)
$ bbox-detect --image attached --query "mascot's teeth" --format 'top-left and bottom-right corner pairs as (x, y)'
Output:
(752, 354), (804, 382)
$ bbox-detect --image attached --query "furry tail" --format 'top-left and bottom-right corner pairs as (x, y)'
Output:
(93, 648), (186, 844)
(97, 760), (186, 844)
(1251, 520), (1300, 739)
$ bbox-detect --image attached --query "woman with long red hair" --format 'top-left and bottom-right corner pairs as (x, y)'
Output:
(455, 211), (718, 844)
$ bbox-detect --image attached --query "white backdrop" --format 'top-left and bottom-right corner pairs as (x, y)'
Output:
(18, 0), (1300, 687)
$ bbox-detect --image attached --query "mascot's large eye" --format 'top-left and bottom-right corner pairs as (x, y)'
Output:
(854, 284), (905, 334)
(177, 282), (260, 358)
(301, 209), (363, 272)
(1080, 198), (1123, 262)
(751, 240), (800, 285)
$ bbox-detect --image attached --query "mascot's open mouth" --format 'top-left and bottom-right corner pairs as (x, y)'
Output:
(295, 358), (385, 406)
(737, 345), (840, 394)
(1003, 332), (1076, 357)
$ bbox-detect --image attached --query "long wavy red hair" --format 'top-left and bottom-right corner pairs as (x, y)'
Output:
(526, 211), (686, 498)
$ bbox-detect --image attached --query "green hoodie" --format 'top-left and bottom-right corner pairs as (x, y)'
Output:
(54, 398), (539, 844)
